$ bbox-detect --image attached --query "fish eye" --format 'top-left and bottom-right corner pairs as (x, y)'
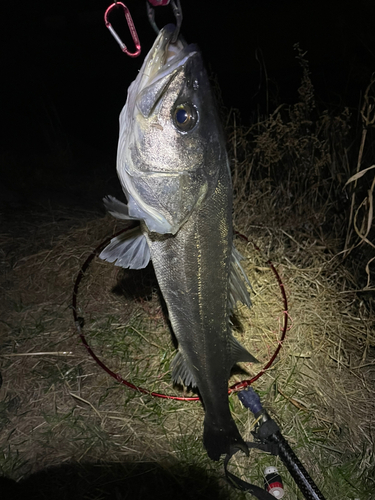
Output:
(173, 103), (198, 132)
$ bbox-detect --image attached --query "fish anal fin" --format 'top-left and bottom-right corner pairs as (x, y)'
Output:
(230, 335), (258, 365)
(171, 351), (197, 388)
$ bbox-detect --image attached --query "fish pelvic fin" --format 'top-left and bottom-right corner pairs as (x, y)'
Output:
(171, 351), (197, 388)
(229, 245), (252, 311)
(103, 195), (140, 221)
(203, 414), (249, 461)
(99, 226), (151, 269)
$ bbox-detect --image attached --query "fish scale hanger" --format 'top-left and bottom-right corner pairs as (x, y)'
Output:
(104, 0), (183, 57)
(146, 0), (182, 42)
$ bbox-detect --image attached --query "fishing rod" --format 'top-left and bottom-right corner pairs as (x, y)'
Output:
(225, 387), (327, 500)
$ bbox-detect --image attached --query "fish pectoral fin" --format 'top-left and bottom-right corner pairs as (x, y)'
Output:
(171, 351), (197, 388)
(229, 245), (252, 311)
(230, 335), (259, 364)
(103, 195), (140, 221)
(99, 226), (151, 269)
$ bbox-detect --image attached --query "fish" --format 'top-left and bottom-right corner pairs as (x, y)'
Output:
(99, 24), (258, 461)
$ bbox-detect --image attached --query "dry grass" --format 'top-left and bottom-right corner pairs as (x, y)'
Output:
(1, 206), (374, 498)
(1, 52), (375, 499)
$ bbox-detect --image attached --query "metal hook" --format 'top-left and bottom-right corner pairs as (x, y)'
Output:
(104, 2), (141, 58)
(146, 2), (160, 36)
(146, 0), (183, 43)
(170, 0), (183, 43)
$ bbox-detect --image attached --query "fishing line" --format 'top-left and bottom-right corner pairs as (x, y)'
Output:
(72, 226), (288, 401)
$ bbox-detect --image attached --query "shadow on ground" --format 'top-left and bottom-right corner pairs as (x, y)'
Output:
(0, 461), (230, 499)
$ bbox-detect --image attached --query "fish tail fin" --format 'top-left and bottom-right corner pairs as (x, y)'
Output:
(203, 414), (249, 461)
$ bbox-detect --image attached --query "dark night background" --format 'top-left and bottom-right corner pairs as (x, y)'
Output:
(2, 0), (375, 210)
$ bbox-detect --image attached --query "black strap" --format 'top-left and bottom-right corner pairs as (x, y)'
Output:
(224, 442), (279, 500)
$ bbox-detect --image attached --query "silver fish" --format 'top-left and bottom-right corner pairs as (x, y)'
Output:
(100, 24), (257, 460)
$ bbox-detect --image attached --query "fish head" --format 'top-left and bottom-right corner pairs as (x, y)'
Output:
(117, 24), (228, 234)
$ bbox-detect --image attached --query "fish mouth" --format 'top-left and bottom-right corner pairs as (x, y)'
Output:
(164, 29), (185, 63)
(138, 24), (198, 91)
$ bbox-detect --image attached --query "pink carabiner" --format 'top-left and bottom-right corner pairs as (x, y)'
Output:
(104, 2), (141, 58)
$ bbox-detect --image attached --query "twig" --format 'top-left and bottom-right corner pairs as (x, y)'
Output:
(0, 352), (75, 357)
(69, 392), (102, 419)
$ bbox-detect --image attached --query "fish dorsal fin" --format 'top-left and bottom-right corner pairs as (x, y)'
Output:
(229, 245), (252, 311)
(171, 351), (197, 388)
(229, 335), (258, 365)
(103, 195), (140, 221)
(99, 226), (151, 270)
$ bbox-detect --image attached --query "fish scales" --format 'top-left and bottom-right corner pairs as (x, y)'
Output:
(100, 24), (258, 460)
(145, 176), (239, 459)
